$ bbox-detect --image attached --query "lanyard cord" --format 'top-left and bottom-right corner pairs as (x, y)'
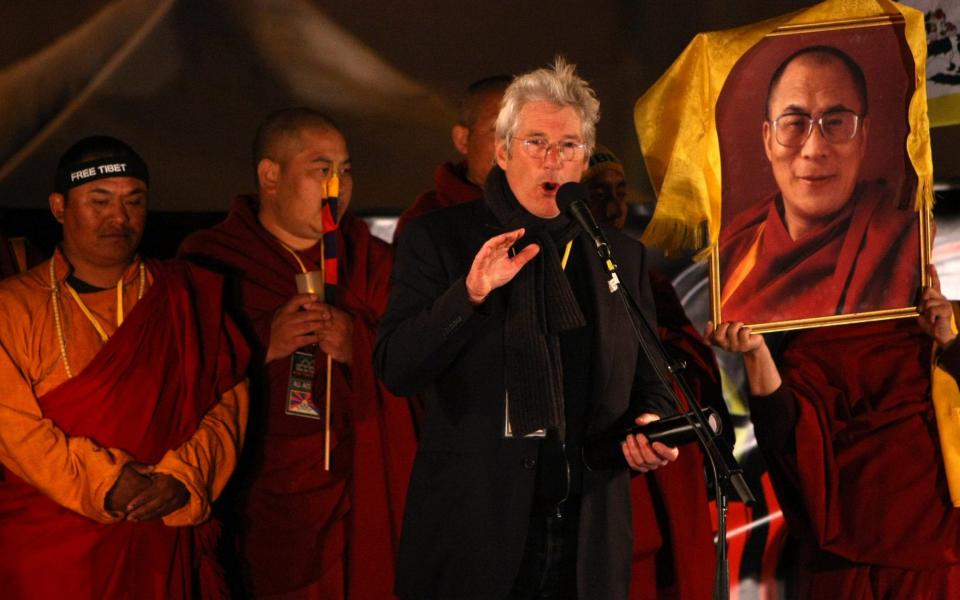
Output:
(276, 238), (327, 286)
(276, 239), (309, 274)
(49, 259), (146, 377)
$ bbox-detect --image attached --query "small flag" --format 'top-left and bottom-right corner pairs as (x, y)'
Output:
(322, 172), (340, 304)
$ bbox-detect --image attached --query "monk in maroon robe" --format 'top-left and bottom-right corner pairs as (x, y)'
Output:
(180, 109), (417, 598)
(630, 271), (732, 600)
(0, 260), (251, 599)
(708, 265), (960, 597)
(394, 75), (509, 241)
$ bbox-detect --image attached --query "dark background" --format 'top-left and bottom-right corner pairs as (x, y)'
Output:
(0, 1), (957, 251)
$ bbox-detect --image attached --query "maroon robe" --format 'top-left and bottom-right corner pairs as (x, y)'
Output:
(751, 319), (960, 596)
(394, 161), (483, 242)
(720, 181), (919, 325)
(179, 196), (417, 598)
(0, 260), (250, 599)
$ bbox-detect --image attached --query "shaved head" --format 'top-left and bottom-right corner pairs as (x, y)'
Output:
(252, 107), (341, 182)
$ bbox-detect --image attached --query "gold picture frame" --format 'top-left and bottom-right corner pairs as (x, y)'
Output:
(710, 13), (930, 334)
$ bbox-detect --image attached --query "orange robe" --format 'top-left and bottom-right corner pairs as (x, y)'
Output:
(0, 250), (249, 598)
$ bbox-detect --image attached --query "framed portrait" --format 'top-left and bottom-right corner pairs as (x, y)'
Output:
(711, 14), (930, 333)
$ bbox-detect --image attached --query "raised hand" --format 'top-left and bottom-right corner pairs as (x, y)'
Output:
(465, 228), (540, 305)
(918, 264), (956, 348)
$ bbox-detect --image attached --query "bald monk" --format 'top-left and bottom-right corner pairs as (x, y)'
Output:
(180, 108), (417, 598)
(395, 75), (510, 241)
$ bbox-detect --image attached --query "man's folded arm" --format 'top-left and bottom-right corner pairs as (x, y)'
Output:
(152, 379), (250, 526)
(0, 343), (132, 524)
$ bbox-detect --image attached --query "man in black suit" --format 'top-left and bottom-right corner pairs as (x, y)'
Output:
(375, 57), (679, 600)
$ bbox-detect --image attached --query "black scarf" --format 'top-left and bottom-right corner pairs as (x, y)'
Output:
(484, 167), (586, 437)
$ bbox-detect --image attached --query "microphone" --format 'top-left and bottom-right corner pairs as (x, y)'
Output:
(557, 181), (620, 291)
(582, 407), (723, 470)
(556, 182), (609, 254)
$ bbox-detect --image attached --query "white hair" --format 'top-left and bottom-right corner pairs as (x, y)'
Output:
(495, 56), (600, 158)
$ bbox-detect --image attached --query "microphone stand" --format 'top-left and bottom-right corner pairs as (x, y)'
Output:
(588, 235), (756, 600)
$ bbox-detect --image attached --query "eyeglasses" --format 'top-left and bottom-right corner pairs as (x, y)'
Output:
(517, 137), (586, 161)
(769, 109), (862, 148)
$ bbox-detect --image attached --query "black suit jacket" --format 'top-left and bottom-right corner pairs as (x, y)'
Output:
(374, 199), (672, 599)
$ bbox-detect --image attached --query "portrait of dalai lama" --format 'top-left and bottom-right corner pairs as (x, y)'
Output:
(717, 42), (920, 327)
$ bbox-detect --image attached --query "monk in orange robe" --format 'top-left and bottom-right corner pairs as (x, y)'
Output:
(0, 136), (250, 599)
(719, 46), (920, 326)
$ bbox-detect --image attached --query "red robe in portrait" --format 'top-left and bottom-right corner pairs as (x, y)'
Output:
(394, 161), (482, 242)
(0, 260), (250, 599)
(720, 181), (919, 325)
(180, 196), (418, 598)
(750, 319), (960, 597)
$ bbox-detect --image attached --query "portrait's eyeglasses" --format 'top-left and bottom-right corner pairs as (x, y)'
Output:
(769, 109), (862, 148)
(518, 137), (586, 161)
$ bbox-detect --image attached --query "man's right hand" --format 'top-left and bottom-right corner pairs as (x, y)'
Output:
(105, 462), (152, 514)
(465, 228), (540, 305)
(266, 293), (327, 362)
(622, 413), (680, 473)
